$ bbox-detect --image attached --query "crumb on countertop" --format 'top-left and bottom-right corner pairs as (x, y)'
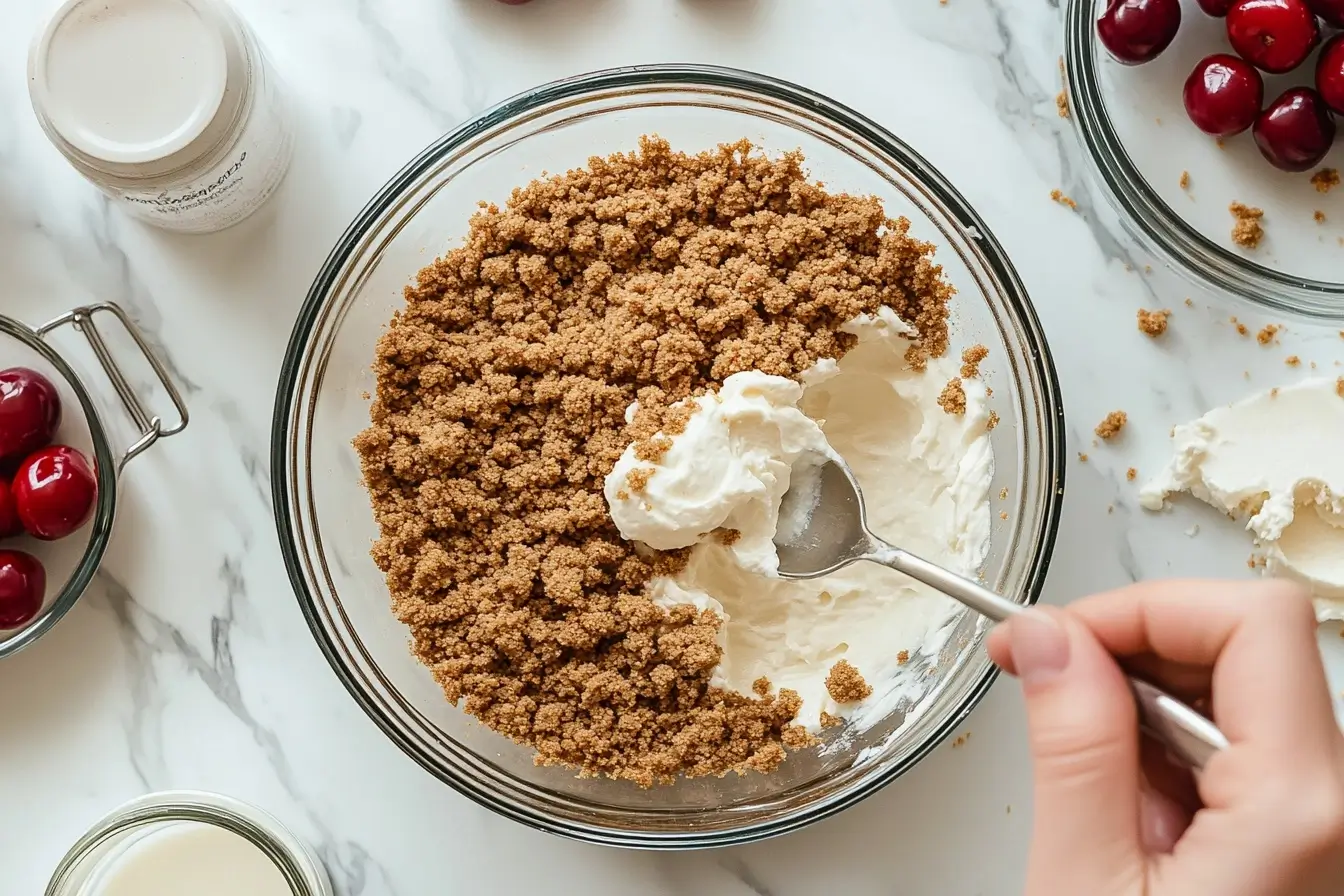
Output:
(1095, 410), (1128, 440)
(986, 410), (1000, 431)
(1257, 323), (1281, 345)
(1316, 210), (1328, 224)
(1050, 189), (1078, 210)
(825, 660), (873, 703)
(1179, 171), (1190, 190)
(1079, 452), (1089, 462)
(1313, 167), (1340, 193)
(952, 732), (971, 748)
(1336, 377), (1344, 398)
(1286, 355), (1301, 367)
(1230, 202), (1264, 249)
(897, 650), (910, 665)
(1231, 315), (1249, 336)
(1126, 467), (1137, 481)
(1137, 308), (1170, 337)
(999, 487), (1009, 500)
(1056, 91), (1069, 118)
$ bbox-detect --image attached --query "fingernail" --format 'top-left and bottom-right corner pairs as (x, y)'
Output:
(1008, 610), (1071, 686)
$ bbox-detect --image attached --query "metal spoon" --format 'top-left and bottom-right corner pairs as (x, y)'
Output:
(774, 455), (1229, 770)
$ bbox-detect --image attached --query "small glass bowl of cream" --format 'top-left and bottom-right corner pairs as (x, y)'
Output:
(45, 792), (331, 896)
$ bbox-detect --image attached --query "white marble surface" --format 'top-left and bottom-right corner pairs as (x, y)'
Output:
(3, 0), (1344, 893)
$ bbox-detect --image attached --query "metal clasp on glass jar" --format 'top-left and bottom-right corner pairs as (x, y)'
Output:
(0, 302), (189, 659)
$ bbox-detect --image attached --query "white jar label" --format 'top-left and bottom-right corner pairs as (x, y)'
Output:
(109, 65), (293, 234)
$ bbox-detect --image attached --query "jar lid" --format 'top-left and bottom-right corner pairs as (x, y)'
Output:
(28, 0), (244, 169)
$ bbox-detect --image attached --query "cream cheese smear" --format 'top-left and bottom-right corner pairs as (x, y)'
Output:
(604, 309), (995, 731)
(1141, 378), (1344, 619)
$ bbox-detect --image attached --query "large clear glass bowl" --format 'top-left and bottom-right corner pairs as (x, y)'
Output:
(271, 65), (1066, 848)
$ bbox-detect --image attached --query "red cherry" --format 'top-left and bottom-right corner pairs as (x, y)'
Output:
(1226, 0), (1320, 74)
(12, 445), (97, 541)
(1184, 54), (1265, 136)
(0, 368), (61, 467)
(0, 479), (20, 539)
(1254, 87), (1337, 171)
(1307, 0), (1344, 26)
(0, 550), (44, 629)
(1317, 35), (1344, 114)
(1198, 0), (1237, 14)
(1097, 0), (1182, 64)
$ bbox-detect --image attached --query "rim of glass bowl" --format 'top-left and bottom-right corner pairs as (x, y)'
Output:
(0, 313), (117, 660)
(272, 64), (1067, 848)
(1065, 0), (1344, 318)
(45, 791), (331, 896)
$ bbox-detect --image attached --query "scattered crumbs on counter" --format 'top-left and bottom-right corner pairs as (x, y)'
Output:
(897, 650), (910, 665)
(1126, 468), (1137, 481)
(1335, 377), (1344, 398)
(1056, 91), (1069, 118)
(999, 510), (1008, 520)
(952, 732), (971, 748)
(1050, 189), (1078, 210)
(1231, 315), (1249, 336)
(1286, 355), (1301, 367)
(1079, 452), (1089, 462)
(1096, 410), (1128, 440)
(1216, 137), (1226, 149)
(1184, 297), (1194, 307)
(987, 410), (1000, 431)
(1316, 210), (1327, 223)
(999, 487), (1009, 500)
(1179, 170), (1190, 190)
(1257, 323), (1281, 345)
(1137, 308), (1169, 337)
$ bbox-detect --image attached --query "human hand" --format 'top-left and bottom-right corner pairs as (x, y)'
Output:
(986, 580), (1344, 896)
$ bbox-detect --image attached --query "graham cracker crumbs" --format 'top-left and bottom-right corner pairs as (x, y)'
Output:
(1216, 137), (1226, 149)
(1126, 467), (1137, 481)
(1317, 210), (1328, 224)
(1313, 168), (1340, 193)
(960, 344), (989, 378)
(1179, 171), (1190, 190)
(1095, 410), (1128, 440)
(825, 660), (873, 703)
(819, 712), (844, 728)
(1079, 452), (1089, 462)
(1056, 91), (1069, 118)
(626, 467), (655, 494)
(1184, 298), (1194, 307)
(353, 136), (954, 786)
(987, 410), (1000, 431)
(1231, 316), (1249, 336)
(714, 528), (741, 546)
(1137, 308), (1169, 337)
(1286, 355), (1301, 367)
(999, 487), (1009, 500)
(752, 677), (772, 697)
(938, 377), (967, 415)
(896, 650), (910, 665)
(1230, 202), (1265, 249)
(999, 510), (1009, 520)
(1336, 377), (1344, 397)
(1050, 189), (1078, 210)
(952, 732), (971, 748)
(1257, 323), (1280, 345)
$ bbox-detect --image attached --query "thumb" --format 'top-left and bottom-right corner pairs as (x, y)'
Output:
(997, 608), (1145, 888)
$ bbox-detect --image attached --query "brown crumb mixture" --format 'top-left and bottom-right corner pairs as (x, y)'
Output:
(1229, 202), (1264, 249)
(1127, 467), (1137, 481)
(353, 136), (954, 786)
(1179, 171), (1190, 190)
(1336, 377), (1344, 397)
(938, 377), (967, 415)
(1286, 355), (1301, 367)
(960, 344), (989, 378)
(1257, 323), (1280, 345)
(1231, 316), (1249, 337)
(1137, 308), (1170, 337)
(825, 660), (873, 703)
(1313, 168), (1340, 193)
(897, 649), (910, 665)
(714, 528), (741, 546)
(1050, 189), (1078, 210)
(1317, 210), (1328, 224)
(1056, 91), (1069, 118)
(1079, 452), (1089, 462)
(986, 410), (1000, 431)
(819, 712), (844, 729)
(1095, 410), (1128, 440)
(752, 677), (772, 697)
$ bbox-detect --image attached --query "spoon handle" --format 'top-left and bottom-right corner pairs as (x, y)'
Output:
(874, 546), (1229, 770)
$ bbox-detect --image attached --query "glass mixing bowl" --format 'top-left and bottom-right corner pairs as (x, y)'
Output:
(272, 65), (1065, 848)
(1066, 0), (1344, 318)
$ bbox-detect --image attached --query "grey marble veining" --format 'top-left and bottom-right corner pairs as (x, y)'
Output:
(3, 1), (1343, 894)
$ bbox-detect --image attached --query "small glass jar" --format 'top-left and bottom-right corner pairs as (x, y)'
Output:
(27, 0), (294, 234)
(45, 792), (332, 896)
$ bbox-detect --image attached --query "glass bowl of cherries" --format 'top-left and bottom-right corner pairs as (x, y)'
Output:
(0, 303), (187, 659)
(1067, 0), (1344, 316)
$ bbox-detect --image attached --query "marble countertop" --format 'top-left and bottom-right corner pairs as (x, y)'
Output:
(4, 0), (1344, 893)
